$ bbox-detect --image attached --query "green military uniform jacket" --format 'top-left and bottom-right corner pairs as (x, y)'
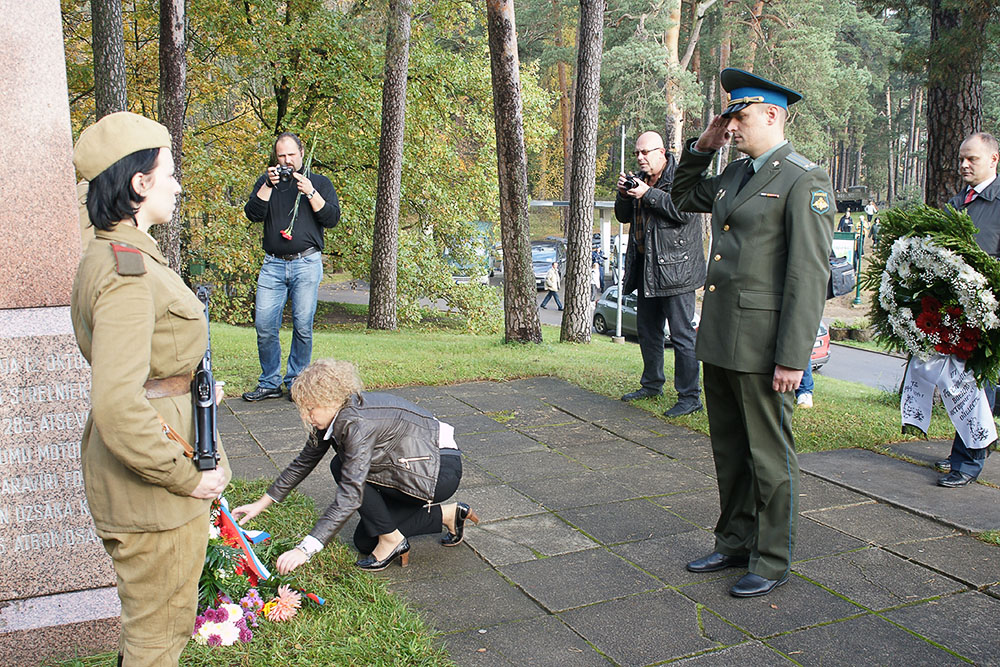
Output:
(71, 223), (230, 533)
(672, 139), (835, 373)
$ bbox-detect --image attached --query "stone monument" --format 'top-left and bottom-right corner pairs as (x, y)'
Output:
(0, 3), (120, 664)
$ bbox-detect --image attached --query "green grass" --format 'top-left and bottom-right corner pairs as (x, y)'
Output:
(212, 320), (955, 455)
(51, 479), (451, 667)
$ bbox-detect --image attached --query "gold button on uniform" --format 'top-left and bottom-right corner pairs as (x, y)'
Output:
(723, 224), (730, 231)
(714, 254), (721, 261)
(708, 285), (716, 292)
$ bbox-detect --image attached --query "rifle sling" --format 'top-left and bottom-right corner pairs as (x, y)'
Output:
(158, 415), (196, 459)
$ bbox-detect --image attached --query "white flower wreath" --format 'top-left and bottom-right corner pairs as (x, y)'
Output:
(877, 235), (1000, 359)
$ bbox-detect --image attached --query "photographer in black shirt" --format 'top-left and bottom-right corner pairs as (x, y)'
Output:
(242, 132), (340, 402)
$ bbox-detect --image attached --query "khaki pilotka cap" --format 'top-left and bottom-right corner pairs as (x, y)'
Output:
(73, 111), (172, 180)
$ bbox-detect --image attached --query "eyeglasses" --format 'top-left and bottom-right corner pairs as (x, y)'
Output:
(632, 148), (664, 157)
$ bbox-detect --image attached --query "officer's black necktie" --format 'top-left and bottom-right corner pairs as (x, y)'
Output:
(737, 161), (755, 194)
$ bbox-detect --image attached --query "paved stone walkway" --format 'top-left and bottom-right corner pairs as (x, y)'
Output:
(222, 378), (1000, 666)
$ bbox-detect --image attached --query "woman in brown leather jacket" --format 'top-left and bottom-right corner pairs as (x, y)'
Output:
(233, 358), (477, 572)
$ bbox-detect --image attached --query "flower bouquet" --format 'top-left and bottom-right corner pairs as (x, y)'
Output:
(862, 204), (1000, 448)
(195, 498), (325, 650)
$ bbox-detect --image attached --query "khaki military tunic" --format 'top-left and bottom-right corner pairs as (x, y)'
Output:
(71, 222), (230, 665)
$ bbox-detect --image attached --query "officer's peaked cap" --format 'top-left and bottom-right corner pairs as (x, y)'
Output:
(720, 68), (802, 117)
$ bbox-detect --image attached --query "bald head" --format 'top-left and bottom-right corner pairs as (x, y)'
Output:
(636, 131), (664, 149)
(634, 132), (668, 179)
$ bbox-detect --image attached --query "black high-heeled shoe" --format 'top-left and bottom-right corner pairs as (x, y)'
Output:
(356, 538), (410, 571)
(441, 502), (480, 547)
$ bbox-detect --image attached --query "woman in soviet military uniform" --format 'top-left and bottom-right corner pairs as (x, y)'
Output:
(70, 112), (230, 667)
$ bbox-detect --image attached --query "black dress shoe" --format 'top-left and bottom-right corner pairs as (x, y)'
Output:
(730, 572), (788, 597)
(242, 386), (283, 401)
(686, 551), (749, 573)
(441, 502), (480, 547)
(934, 459), (951, 473)
(356, 538), (410, 571)
(664, 401), (703, 417)
(621, 388), (662, 402)
(937, 470), (976, 487)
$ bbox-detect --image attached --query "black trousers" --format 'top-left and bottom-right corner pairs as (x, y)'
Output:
(636, 289), (700, 401)
(331, 452), (463, 554)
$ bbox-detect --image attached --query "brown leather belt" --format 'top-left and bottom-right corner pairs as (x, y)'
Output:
(144, 374), (192, 399)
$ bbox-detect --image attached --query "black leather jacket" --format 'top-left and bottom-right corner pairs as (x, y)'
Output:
(266, 392), (441, 546)
(616, 153), (706, 297)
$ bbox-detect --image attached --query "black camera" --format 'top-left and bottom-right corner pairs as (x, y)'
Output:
(623, 171), (648, 190)
(275, 165), (295, 182)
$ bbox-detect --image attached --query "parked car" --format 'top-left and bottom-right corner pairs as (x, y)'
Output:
(531, 240), (567, 290)
(592, 286), (699, 343)
(445, 221), (495, 284)
(811, 321), (831, 371)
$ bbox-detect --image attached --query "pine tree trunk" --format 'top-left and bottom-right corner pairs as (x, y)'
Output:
(91, 0), (127, 119)
(743, 0), (766, 71)
(155, 0), (185, 274)
(560, 0), (605, 343)
(486, 0), (542, 344)
(663, 1), (682, 153)
(886, 87), (895, 203)
(553, 0), (572, 219)
(368, 0), (412, 330)
(925, 0), (982, 207)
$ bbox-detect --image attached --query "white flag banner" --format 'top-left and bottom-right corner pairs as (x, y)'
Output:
(901, 355), (997, 449)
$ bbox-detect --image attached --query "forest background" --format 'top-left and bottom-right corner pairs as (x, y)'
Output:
(61, 0), (1000, 329)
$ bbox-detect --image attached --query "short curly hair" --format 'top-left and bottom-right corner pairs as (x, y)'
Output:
(290, 358), (364, 429)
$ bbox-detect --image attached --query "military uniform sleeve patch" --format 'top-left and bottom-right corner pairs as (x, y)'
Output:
(786, 152), (817, 171)
(810, 190), (831, 214)
(110, 243), (147, 276)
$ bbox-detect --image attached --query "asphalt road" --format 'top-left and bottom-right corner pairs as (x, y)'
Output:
(817, 342), (907, 392)
(319, 280), (906, 392)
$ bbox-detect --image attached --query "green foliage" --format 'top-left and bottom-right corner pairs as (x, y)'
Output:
(198, 540), (243, 608)
(440, 283), (503, 335)
(62, 0), (550, 325)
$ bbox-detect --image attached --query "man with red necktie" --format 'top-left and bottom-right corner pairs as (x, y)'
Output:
(937, 132), (1000, 487)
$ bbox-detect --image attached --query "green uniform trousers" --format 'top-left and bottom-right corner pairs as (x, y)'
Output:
(703, 363), (798, 580)
(99, 511), (209, 666)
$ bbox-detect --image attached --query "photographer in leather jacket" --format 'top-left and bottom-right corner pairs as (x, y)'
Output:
(232, 359), (477, 572)
(615, 131), (706, 417)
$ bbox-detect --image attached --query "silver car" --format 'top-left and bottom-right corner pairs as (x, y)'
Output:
(592, 286), (699, 343)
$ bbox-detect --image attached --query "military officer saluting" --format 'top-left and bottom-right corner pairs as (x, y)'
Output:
(671, 69), (835, 597)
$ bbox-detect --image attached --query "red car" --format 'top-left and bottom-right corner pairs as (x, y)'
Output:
(811, 322), (831, 371)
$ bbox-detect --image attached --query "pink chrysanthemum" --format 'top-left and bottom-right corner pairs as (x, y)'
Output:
(265, 585), (301, 622)
(207, 634), (222, 647)
(239, 626), (253, 643)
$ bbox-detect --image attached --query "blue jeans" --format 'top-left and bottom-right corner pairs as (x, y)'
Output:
(254, 252), (323, 390)
(540, 290), (563, 309)
(796, 362), (814, 398)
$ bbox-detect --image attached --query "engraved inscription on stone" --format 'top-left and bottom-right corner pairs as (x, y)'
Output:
(0, 334), (114, 600)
